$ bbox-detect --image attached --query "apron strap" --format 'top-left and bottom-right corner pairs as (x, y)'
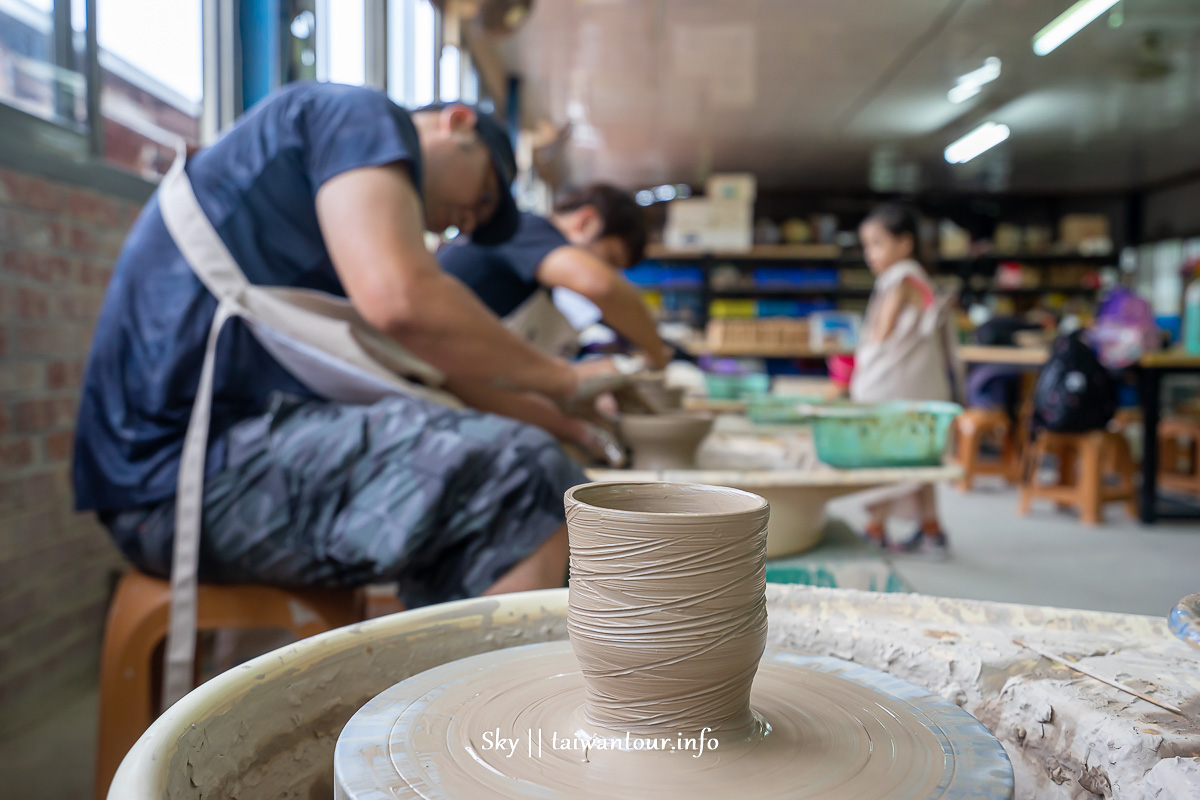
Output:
(161, 300), (236, 709)
(159, 146), (249, 302)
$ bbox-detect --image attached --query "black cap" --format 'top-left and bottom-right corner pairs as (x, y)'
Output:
(418, 102), (519, 245)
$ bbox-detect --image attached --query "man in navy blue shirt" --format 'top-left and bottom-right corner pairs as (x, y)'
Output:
(75, 82), (596, 607)
(438, 184), (670, 369)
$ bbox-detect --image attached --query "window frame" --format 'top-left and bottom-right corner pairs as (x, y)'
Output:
(0, 0), (214, 195)
(0, 0), (480, 196)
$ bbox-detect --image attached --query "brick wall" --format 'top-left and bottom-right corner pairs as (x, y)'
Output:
(0, 167), (143, 736)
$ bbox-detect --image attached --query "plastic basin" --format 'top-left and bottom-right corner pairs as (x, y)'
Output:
(804, 401), (962, 469)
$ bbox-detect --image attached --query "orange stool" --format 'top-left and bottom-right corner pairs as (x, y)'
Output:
(95, 569), (364, 800)
(954, 408), (1019, 490)
(1018, 430), (1138, 525)
(1159, 416), (1200, 496)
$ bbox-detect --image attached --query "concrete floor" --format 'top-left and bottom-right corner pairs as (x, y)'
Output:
(829, 482), (1200, 617)
(5, 484), (1197, 800)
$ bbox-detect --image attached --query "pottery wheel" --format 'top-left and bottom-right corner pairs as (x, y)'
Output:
(335, 641), (1012, 800)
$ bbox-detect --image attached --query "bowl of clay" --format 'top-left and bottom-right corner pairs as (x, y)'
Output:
(631, 377), (685, 414)
(618, 412), (714, 470)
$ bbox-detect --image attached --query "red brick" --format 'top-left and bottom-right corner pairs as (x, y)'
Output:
(52, 289), (103, 321)
(67, 189), (123, 227)
(0, 360), (42, 393)
(0, 473), (57, 510)
(69, 225), (98, 253)
(0, 169), (19, 203)
(80, 260), (114, 287)
(44, 430), (73, 462)
(14, 324), (79, 356)
(2, 212), (55, 250)
(46, 255), (70, 281)
(0, 507), (64, 553)
(2, 250), (44, 281)
(98, 232), (127, 261)
(0, 439), (35, 469)
(1, 252), (71, 283)
(0, 286), (50, 319)
(45, 360), (84, 390)
(48, 219), (71, 249)
(12, 398), (76, 432)
(19, 176), (65, 214)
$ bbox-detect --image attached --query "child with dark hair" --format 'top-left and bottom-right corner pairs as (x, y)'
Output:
(438, 183), (668, 368)
(848, 203), (963, 557)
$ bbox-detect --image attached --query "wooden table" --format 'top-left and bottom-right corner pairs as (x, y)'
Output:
(961, 345), (1200, 524)
(958, 345), (1049, 366)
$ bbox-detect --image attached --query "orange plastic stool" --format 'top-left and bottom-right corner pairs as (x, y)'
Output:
(1018, 430), (1138, 525)
(1160, 416), (1200, 496)
(95, 569), (364, 800)
(954, 408), (1019, 490)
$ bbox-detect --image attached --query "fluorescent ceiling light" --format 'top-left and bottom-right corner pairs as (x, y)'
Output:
(1033, 0), (1119, 56)
(948, 57), (1001, 104)
(945, 122), (1010, 164)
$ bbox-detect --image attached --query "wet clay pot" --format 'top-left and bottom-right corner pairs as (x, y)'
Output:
(619, 413), (714, 470)
(564, 482), (770, 737)
(632, 378), (684, 414)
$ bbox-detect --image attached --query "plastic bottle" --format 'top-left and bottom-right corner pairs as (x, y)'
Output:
(1186, 271), (1200, 355)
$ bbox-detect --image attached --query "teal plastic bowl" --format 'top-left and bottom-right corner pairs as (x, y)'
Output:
(746, 395), (824, 424)
(805, 401), (963, 469)
(705, 373), (771, 401)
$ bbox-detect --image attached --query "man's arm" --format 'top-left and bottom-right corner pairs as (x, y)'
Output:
(537, 247), (670, 369)
(316, 164), (576, 398)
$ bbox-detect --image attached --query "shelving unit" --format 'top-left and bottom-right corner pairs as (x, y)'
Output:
(638, 245), (1117, 359)
(639, 245), (870, 331)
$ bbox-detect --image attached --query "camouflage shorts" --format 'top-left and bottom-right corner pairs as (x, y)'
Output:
(105, 393), (586, 608)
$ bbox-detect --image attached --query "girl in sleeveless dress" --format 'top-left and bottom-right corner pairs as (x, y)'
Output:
(849, 204), (963, 556)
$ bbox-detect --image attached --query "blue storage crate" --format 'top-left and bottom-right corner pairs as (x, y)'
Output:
(753, 267), (839, 288)
(624, 264), (663, 286)
(793, 299), (836, 316)
(756, 299), (802, 317)
(659, 266), (705, 288)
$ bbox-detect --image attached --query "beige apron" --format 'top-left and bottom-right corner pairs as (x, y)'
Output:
(849, 260), (964, 519)
(157, 150), (458, 708)
(503, 289), (580, 359)
(850, 260), (963, 404)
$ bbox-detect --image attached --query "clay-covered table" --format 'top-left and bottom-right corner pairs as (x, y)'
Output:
(110, 586), (1200, 800)
(586, 464), (963, 558)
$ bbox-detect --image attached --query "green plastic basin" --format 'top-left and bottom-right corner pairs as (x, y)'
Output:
(805, 401), (963, 469)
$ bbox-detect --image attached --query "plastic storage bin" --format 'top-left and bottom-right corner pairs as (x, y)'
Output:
(804, 401), (962, 468)
(705, 372), (771, 400)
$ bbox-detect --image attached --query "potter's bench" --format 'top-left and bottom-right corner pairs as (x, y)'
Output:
(111, 586), (1200, 799)
(586, 463), (963, 558)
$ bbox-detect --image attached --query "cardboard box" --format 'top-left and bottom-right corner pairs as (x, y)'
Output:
(1059, 214), (1110, 249)
(706, 172), (757, 203)
(664, 197), (754, 252)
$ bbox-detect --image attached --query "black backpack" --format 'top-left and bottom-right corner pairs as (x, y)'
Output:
(1032, 331), (1118, 433)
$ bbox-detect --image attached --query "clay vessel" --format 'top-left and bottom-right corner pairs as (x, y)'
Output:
(619, 412), (713, 469)
(564, 482), (770, 737)
(632, 377), (684, 413)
